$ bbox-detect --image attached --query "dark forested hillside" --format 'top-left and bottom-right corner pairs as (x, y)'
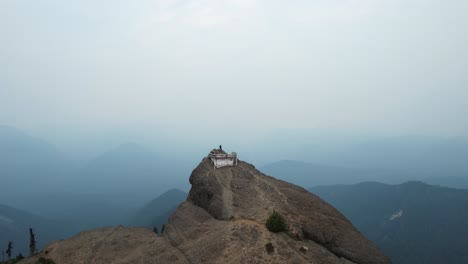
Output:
(130, 189), (187, 230)
(0, 204), (78, 256)
(310, 182), (468, 264)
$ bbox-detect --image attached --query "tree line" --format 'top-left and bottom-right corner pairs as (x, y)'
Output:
(1, 228), (36, 263)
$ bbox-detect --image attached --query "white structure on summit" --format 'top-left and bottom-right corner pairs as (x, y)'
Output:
(208, 150), (238, 169)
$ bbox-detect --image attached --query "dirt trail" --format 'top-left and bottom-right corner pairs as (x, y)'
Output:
(214, 169), (234, 219)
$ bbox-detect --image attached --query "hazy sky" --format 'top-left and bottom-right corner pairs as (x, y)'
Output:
(1, 0), (468, 144)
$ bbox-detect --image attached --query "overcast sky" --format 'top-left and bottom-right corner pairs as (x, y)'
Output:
(1, 0), (468, 146)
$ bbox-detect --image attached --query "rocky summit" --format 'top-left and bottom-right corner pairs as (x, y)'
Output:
(21, 150), (391, 264)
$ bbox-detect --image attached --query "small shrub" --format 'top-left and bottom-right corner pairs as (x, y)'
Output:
(265, 242), (274, 253)
(12, 253), (24, 263)
(265, 210), (288, 233)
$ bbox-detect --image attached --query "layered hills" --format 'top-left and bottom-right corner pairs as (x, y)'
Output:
(20, 150), (390, 264)
(261, 160), (407, 187)
(130, 189), (187, 229)
(0, 204), (77, 256)
(311, 182), (468, 264)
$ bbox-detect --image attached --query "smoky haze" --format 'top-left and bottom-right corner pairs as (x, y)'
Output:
(1, 0), (468, 204)
(1, 0), (468, 142)
(2, 1), (468, 261)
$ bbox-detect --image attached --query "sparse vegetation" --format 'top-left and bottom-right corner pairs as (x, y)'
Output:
(36, 257), (56, 264)
(265, 242), (274, 253)
(12, 253), (24, 263)
(266, 210), (288, 233)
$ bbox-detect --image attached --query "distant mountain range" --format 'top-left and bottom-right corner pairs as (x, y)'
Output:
(255, 135), (468, 177)
(310, 181), (468, 264)
(332, 137), (468, 176)
(0, 203), (78, 256)
(0, 126), (189, 212)
(261, 160), (412, 187)
(130, 189), (187, 230)
(0, 126), (191, 255)
(423, 176), (468, 190)
(2, 125), (468, 262)
(262, 160), (468, 190)
(0, 189), (187, 256)
(0, 126), (74, 202)
(74, 142), (178, 194)
(19, 154), (390, 264)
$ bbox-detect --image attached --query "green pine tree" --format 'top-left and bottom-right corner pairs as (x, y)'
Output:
(265, 210), (288, 233)
(6, 241), (13, 261)
(30, 228), (37, 256)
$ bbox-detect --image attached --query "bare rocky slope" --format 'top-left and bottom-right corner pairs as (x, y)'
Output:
(21, 150), (391, 264)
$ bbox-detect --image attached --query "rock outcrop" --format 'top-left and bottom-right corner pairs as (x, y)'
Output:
(21, 151), (391, 264)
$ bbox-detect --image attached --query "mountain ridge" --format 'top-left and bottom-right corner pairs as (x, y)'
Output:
(130, 189), (187, 229)
(21, 150), (390, 264)
(310, 181), (468, 264)
(0, 203), (78, 256)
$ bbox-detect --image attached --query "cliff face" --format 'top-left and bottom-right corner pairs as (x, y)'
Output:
(21, 153), (391, 264)
(166, 156), (390, 264)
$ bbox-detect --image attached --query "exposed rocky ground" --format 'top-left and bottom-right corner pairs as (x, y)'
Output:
(20, 150), (391, 264)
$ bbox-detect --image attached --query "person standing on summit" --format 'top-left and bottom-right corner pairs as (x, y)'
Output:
(219, 145), (222, 151)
